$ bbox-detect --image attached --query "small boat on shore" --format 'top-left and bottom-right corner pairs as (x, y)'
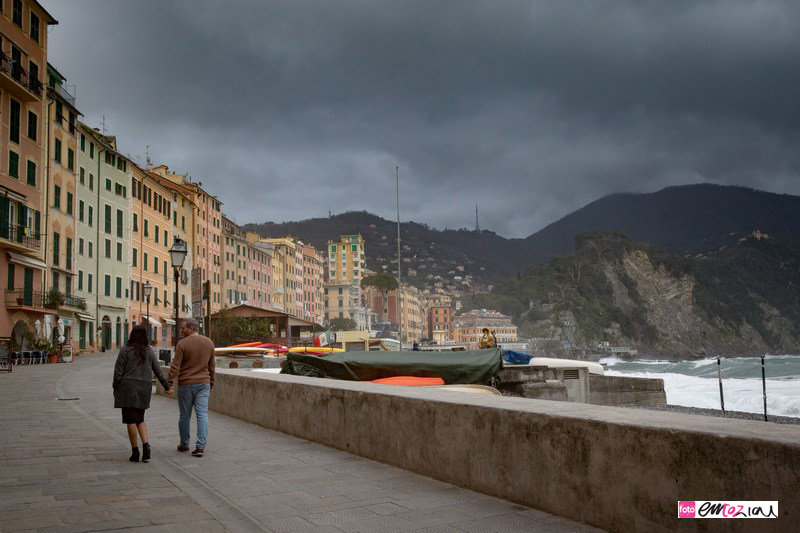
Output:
(527, 357), (604, 375)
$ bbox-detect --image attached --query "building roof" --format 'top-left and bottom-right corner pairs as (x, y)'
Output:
(32, 0), (58, 25)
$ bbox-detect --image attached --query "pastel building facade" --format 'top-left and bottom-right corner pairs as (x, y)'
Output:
(327, 234), (364, 286)
(130, 165), (175, 347)
(222, 216), (273, 310)
(263, 237), (303, 318)
(74, 124), (131, 350)
(0, 1), (57, 345)
(427, 294), (452, 344)
(44, 63), (83, 345)
(150, 165), (222, 324)
(364, 284), (426, 343)
(300, 243), (324, 324)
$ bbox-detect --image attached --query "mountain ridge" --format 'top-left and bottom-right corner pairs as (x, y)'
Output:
(244, 184), (800, 292)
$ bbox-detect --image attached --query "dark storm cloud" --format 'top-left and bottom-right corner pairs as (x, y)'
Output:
(46, 1), (800, 237)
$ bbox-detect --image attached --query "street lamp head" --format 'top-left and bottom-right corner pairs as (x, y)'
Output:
(143, 280), (153, 300)
(170, 237), (188, 270)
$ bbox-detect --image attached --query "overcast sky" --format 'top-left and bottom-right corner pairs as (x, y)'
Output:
(46, 1), (800, 237)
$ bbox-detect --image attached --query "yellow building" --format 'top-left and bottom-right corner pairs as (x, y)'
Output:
(170, 188), (194, 323)
(261, 237), (307, 318)
(327, 234), (364, 286)
(324, 282), (368, 329)
(44, 63), (84, 345)
(399, 284), (425, 344)
(130, 164), (176, 347)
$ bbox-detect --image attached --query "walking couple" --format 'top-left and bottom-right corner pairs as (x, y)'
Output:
(112, 318), (216, 462)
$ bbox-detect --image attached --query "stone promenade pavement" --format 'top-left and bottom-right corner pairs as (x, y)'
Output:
(0, 353), (603, 532)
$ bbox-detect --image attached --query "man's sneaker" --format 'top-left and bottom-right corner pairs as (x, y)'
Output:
(191, 448), (204, 457)
(177, 445), (190, 452)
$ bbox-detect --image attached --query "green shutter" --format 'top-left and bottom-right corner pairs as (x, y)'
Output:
(34, 210), (40, 238)
(0, 197), (9, 240)
(26, 160), (35, 185)
(8, 151), (18, 178)
(7, 264), (14, 290)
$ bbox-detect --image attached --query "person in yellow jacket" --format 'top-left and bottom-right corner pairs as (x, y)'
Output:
(479, 328), (496, 349)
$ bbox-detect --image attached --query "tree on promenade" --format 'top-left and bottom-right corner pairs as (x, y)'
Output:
(210, 309), (273, 346)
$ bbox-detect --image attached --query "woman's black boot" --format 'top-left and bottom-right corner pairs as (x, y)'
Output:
(130, 446), (140, 462)
(142, 443), (151, 462)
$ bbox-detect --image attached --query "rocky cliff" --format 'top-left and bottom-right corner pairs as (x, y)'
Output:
(465, 231), (800, 356)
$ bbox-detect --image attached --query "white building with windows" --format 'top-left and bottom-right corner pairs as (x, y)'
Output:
(74, 123), (130, 350)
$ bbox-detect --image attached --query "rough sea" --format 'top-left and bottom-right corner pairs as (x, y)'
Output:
(602, 354), (800, 418)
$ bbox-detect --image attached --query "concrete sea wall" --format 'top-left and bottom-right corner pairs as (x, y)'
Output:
(589, 374), (667, 406)
(159, 370), (799, 532)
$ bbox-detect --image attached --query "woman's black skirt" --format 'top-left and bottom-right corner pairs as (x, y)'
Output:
(121, 407), (145, 424)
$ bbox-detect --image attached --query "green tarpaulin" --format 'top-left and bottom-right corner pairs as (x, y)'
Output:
(280, 349), (502, 385)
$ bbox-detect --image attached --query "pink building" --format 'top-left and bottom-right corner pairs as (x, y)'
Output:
(1, 2), (58, 345)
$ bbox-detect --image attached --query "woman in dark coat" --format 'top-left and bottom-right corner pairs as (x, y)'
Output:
(113, 325), (173, 462)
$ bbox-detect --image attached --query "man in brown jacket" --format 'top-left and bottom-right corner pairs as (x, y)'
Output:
(167, 318), (215, 457)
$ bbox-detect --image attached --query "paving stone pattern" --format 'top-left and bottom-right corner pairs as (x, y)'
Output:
(0, 354), (603, 532)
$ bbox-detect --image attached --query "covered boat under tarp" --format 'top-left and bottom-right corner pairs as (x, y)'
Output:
(280, 348), (502, 385)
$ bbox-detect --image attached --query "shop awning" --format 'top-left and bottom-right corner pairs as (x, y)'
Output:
(1, 185), (27, 203)
(76, 312), (94, 321)
(144, 316), (160, 328)
(163, 318), (176, 325)
(7, 251), (47, 270)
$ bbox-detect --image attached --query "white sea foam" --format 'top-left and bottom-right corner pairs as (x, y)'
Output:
(605, 369), (800, 417)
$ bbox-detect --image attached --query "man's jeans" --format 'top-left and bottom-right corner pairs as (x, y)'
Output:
(178, 383), (210, 449)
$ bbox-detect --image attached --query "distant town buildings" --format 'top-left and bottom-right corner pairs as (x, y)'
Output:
(363, 284), (426, 343)
(452, 309), (518, 349)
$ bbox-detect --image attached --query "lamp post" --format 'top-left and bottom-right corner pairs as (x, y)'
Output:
(143, 281), (153, 342)
(169, 238), (188, 348)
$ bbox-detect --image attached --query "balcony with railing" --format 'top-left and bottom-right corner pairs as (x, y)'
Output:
(63, 293), (87, 310)
(0, 52), (43, 101)
(50, 82), (75, 106)
(4, 289), (46, 310)
(0, 223), (42, 251)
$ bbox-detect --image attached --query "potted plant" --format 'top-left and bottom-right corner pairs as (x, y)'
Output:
(44, 289), (65, 310)
(46, 340), (60, 364)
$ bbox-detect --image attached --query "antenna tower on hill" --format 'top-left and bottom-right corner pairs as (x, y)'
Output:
(475, 203), (480, 232)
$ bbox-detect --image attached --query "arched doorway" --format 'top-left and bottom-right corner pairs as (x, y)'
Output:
(11, 320), (30, 351)
(115, 317), (121, 348)
(101, 316), (111, 351)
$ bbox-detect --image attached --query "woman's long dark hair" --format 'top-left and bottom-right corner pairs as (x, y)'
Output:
(127, 325), (149, 365)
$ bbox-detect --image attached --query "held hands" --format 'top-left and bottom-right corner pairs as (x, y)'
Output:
(165, 386), (174, 396)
